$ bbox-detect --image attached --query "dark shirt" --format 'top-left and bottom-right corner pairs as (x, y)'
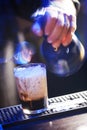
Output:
(10, 0), (41, 19)
(9, 0), (49, 20)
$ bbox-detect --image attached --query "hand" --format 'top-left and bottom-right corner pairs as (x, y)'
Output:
(32, 1), (77, 49)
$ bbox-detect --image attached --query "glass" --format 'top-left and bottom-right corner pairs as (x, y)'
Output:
(42, 34), (85, 77)
(14, 63), (48, 114)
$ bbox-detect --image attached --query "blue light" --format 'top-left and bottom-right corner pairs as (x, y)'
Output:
(14, 41), (36, 65)
(42, 0), (49, 7)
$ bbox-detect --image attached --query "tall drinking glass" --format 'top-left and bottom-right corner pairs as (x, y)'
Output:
(14, 63), (48, 114)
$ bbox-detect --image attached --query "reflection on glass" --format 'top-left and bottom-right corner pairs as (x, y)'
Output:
(42, 34), (85, 77)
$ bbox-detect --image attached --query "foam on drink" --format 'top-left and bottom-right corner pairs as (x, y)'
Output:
(14, 65), (48, 101)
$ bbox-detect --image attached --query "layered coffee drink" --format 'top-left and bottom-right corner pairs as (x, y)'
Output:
(14, 63), (48, 114)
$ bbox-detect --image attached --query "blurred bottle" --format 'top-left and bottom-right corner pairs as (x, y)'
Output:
(41, 34), (85, 77)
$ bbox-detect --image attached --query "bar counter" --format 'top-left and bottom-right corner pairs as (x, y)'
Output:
(4, 113), (87, 130)
(0, 90), (87, 130)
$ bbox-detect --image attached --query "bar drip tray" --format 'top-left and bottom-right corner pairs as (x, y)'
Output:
(1, 90), (87, 127)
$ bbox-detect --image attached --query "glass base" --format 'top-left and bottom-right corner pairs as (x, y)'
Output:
(23, 108), (47, 115)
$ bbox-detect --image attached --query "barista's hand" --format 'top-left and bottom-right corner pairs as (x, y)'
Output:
(32, 0), (77, 49)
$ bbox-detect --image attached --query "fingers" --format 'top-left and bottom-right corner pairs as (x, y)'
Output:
(31, 21), (43, 37)
(44, 12), (57, 36)
(48, 13), (70, 48)
(47, 12), (64, 43)
(32, 7), (77, 49)
(44, 7), (58, 35)
(47, 13), (76, 49)
(32, 8), (58, 37)
(62, 15), (76, 46)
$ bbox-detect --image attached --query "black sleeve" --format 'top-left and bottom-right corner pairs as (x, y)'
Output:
(10, 0), (80, 20)
(9, 0), (43, 20)
(72, 0), (80, 13)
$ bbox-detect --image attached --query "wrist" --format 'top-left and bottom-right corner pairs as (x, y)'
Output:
(49, 0), (77, 15)
(50, 0), (80, 14)
(32, 0), (78, 19)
